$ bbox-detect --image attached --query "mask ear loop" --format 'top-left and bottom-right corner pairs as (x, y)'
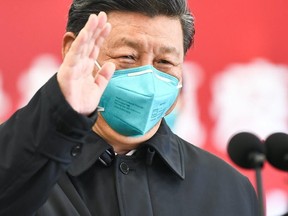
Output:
(95, 60), (105, 112)
(154, 72), (183, 89)
(94, 60), (102, 70)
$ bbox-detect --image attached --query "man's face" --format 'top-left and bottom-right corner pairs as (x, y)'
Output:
(97, 11), (184, 83)
(93, 11), (185, 143)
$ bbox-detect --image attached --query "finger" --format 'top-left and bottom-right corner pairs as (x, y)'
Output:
(90, 22), (112, 59)
(94, 62), (115, 92)
(92, 12), (108, 36)
(68, 14), (99, 57)
(86, 12), (110, 59)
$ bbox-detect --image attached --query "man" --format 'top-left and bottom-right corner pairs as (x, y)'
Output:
(0, 0), (259, 215)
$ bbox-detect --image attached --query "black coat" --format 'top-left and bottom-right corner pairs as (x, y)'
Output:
(0, 75), (259, 216)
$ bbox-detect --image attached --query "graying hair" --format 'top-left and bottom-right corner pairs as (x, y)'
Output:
(67, 0), (195, 55)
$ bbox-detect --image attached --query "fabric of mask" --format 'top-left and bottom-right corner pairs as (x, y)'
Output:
(98, 65), (181, 137)
(164, 106), (179, 132)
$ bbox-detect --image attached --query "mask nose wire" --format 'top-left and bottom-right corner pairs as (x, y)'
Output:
(127, 69), (153, 77)
(127, 67), (182, 89)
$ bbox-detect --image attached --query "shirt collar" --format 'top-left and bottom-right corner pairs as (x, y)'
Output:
(67, 120), (185, 180)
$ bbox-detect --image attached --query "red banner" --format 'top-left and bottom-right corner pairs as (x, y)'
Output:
(1, 1), (288, 215)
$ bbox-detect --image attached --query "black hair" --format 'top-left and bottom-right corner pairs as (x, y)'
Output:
(66, 0), (195, 54)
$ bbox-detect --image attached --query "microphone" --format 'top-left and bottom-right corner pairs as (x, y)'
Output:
(227, 132), (265, 169)
(265, 132), (288, 171)
(227, 132), (266, 216)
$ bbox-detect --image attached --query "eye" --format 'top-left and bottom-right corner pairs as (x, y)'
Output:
(158, 59), (174, 65)
(120, 55), (136, 60)
(115, 54), (137, 69)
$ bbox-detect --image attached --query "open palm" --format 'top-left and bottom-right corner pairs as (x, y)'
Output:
(57, 12), (115, 115)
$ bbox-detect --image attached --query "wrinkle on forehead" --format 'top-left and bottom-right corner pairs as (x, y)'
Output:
(109, 37), (181, 58)
(107, 11), (184, 54)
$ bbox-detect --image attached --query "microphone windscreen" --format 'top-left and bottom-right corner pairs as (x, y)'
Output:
(227, 132), (264, 169)
(265, 132), (288, 171)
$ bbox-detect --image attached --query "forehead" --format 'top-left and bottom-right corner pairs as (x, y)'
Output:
(106, 11), (184, 56)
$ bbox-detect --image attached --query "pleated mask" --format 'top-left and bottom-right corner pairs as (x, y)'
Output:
(98, 65), (182, 137)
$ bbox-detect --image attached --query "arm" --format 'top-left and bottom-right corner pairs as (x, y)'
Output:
(0, 12), (115, 215)
(0, 75), (95, 215)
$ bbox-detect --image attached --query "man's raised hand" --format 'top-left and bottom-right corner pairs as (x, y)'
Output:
(57, 12), (115, 115)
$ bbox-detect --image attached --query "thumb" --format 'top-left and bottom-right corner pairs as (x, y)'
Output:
(94, 61), (115, 91)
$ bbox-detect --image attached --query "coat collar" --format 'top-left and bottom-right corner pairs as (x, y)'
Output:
(67, 120), (185, 180)
(145, 120), (185, 179)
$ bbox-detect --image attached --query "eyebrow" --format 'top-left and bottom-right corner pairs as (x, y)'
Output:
(158, 46), (180, 57)
(112, 37), (181, 57)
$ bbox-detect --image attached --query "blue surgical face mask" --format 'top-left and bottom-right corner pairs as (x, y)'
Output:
(98, 65), (182, 137)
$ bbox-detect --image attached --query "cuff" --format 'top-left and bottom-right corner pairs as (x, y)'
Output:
(36, 74), (98, 164)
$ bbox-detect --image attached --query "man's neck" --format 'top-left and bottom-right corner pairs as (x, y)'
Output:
(92, 114), (161, 155)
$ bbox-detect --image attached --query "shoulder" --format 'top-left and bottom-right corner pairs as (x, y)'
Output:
(172, 135), (259, 215)
(175, 135), (248, 182)
(177, 135), (257, 198)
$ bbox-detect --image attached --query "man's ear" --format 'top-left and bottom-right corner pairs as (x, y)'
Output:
(62, 32), (76, 59)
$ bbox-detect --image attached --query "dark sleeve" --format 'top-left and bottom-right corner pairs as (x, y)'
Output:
(0, 74), (96, 216)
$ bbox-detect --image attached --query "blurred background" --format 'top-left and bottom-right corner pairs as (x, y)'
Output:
(1, 0), (288, 215)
